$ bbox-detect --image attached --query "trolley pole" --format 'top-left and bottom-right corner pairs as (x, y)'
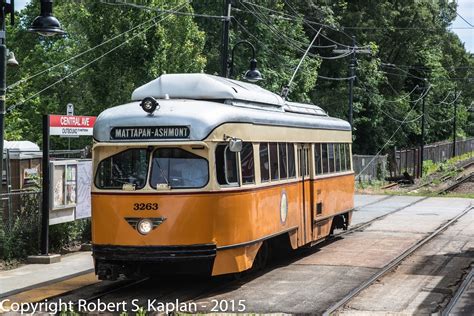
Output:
(452, 87), (457, 158)
(220, 0), (232, 77)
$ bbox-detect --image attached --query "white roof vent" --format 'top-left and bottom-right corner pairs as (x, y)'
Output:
(131, 73), (285, 107)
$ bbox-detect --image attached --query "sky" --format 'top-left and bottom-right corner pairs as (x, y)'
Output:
(15, 0), (473, 52)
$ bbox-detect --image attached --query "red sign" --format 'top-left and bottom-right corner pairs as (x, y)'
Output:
(49, 115), (96, 137)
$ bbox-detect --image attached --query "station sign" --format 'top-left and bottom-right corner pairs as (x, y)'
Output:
(49, 115), (96, 137)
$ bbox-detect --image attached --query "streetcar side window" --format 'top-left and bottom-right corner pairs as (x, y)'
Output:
(288, 144), (296, 178)
(269, 143), (279, 181)
(95, 148), (149, 190)
(150, 148), (209, 189)
(328, 144), (335, 173)
(341, 143), (347, 171)
(260, 143), (270, 182)
(279, 143), (288, 179)
(335, 144), (341, 172)
(315, 143), (322, 175)
(241, 142), (255, 184)
(345, 143), (352, 170)
(216, 144), (239, 186)
(321, 143), (329, 174)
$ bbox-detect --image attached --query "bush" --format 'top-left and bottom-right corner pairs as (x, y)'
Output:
(2, 193), (41, 260)
(1, 191), (91, 260)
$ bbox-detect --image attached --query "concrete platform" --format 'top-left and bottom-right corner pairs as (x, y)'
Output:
(0, 251), (94, 298)
(27, 254), (61, 264)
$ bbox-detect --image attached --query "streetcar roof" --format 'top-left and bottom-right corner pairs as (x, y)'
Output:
(94, 73), (350, 142)
(94, 102), (350, 142)
(131, 73), (327, 116)
(132, 73), (285, 106)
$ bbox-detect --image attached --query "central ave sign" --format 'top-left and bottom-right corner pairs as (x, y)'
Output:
(49, 115), (96, 137)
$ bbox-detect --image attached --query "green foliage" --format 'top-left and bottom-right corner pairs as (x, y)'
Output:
(422, 160), (437, 176)
(2, 193), (41, 260)
(2, 0), (472, 155)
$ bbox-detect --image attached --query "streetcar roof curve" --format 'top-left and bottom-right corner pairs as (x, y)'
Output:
(93, 101), (351, 142)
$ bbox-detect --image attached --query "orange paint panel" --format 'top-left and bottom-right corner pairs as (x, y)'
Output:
(92, 183), (301, 248)
(92, 174), (355, 275)
(212, 243), (261, 275)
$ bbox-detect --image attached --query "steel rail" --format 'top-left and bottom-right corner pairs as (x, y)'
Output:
(353, 195), (395, 210)
(323, 204), (473, 316)
(441, 265), (473, 316)
(439, 174), (473, 194)
(74, 277), (149, 305)
(334, 196), (430, 238)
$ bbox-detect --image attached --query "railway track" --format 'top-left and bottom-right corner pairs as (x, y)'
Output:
(43, 196), (468, 314)
(323, 204), (473, 316)
(58, 196), (431, 309)
(441, 265), (473, 316)
(439, 173), (473, 194)
(335, 196), (429, 237)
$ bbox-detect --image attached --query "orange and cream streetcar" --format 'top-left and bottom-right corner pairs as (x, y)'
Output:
(92, 73), (354, 280)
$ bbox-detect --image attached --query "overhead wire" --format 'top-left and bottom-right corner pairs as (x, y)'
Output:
(242, 0), (363, 48)
(99, 0), (224, 19)
(355, 94), (427, 180)
(8, 2), (186, 113)
(317, 75), (356, 81)
(239, 2), (352, 61)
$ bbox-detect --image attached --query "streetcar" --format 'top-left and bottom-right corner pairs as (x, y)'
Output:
(91, 73), (354, 280)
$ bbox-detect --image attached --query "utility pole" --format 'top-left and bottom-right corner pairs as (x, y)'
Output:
(452, 87), (457, 158)
(420, 87), (427, 178)
(348, 36), (356, 129)
(333, 36), (371, 131)
(0, 1), (14, 199)
(220, 0), (232, 77)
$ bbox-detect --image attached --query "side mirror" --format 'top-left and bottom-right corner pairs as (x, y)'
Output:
(228, 138), (243, 152)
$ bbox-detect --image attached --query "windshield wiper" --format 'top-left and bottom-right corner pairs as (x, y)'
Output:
(153, 159), (172, 189)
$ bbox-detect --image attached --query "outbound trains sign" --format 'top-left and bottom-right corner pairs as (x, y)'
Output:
(49, 115), (96, 137)
(111, 126), (191, 140)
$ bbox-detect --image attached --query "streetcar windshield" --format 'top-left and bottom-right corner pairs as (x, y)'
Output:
(95, 148), (149, 189)
(150, 148), (208, 189)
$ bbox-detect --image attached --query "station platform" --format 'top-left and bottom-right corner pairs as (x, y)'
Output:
(0, 251), (94, 299)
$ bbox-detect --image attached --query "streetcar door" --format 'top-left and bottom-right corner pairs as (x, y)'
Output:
(297, 144), (312, 245)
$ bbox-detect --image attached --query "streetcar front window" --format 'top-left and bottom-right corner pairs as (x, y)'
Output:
(150, 148), (209, 189)
(95, 148), (149, 190)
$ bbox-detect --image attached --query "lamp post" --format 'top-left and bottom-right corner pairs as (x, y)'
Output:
(0, 0), (64, 258)
(228, 40), (263, 83)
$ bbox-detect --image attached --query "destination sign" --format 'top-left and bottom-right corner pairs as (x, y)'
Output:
(111, 126), (190, 140)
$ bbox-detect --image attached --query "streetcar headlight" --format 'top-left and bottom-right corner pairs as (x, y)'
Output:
(140, 97), (159, 114)
(137, 219), (153, 235)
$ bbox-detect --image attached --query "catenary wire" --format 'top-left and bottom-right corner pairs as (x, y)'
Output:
(99, 0), (224, 19)
(355, 89), (429, 180)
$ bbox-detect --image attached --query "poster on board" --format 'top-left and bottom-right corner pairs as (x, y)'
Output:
(76, 161), (92, 219)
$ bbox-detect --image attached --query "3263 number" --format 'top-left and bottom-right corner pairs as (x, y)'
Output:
(133, 203), (158, 211)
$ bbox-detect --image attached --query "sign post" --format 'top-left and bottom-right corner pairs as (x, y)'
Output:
(32, 114), (96, 263)
(41, 114), (50, 256)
